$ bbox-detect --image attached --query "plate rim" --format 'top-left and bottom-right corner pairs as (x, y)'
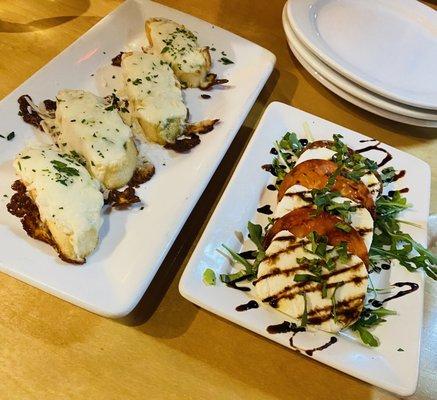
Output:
(282, 6), (437, 121)
(286, 0), (437, 110)
(281, 8), (437, 127)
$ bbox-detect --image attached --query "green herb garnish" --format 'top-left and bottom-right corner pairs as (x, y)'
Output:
(350, 307), (396, 347)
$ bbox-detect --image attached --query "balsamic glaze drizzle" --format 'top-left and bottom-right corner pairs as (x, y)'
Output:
(356, 142), (393, 167)
(257, 204), (273, 215)
(236, 300), (259, 312)
(267, 184), (277, 191)
(304, 337), (338, 356)
(226, 275), (251, 292)
(388, 187), (409, 197)
(370, 282), (419, 308)
(267, 321), (305, 334)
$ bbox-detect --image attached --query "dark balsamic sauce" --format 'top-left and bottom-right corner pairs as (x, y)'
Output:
(257, 204), (273, 215)
(304, 337), (338, 356)
(227, 282), (250, 292)
(226, 275), (251, 292)
(370, 282), (419, 308)
(239, 250), (256, 260)
(381, 263), (391, 270)
(201, 94), (211, 99)
(236, 300), (259, 311)
(356, 142), (393, 167)
(262, 164), (277, 176)
(267, 321), (305, 334)
(267, 321), (337, 356)
(388, 187), (409, 197)
(267, 184), (277, 191)
(299, 138), (309, 146)
(392, 170), (406, 182)
(270, 147), (278, 155)
(359, 139), (378, 143)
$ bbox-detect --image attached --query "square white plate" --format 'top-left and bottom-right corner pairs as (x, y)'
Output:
(179, 101), (430, 396)
(0, 0), (275, 317)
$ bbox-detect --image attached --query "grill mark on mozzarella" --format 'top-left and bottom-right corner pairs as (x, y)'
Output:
(307, 295), (365, 325)
(263, 239), (310, 264)
(254, 264), (312, 286)
(261, 261), (365, 307)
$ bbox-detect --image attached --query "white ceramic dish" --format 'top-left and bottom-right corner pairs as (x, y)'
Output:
(282, 8), (437, 127)
(282, 4), (437, 122)
(287, 0), (437, 110)
(0, 0), (275, 317)
(179, 101), (429, 396)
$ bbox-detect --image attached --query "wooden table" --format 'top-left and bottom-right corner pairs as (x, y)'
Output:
(0, 1), (436, 399)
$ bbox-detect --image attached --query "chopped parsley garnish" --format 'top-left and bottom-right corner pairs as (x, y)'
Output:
(132, 78), (142, 85)
(50, 160), (79, 186)
(219, 57), (234, 65)
(1, 131), (15, 141)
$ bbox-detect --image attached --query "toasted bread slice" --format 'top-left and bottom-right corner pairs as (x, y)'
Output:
(10, 146), (103, 263)
(54, 89), (137, 189)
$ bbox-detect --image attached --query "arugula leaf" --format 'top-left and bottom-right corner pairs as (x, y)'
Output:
(219, 270), (248, 283)
(222, 244), (254, 276)
(247, 222), (264, 252)
(350, 307), (397, 347)
(380, 166), (396, 183)
(202, 268), (216, 285)
(371, 191), (437, 280)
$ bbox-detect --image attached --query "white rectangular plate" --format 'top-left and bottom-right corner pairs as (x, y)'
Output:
(0, 0), (275, 317)
(179, 101), (430, 396)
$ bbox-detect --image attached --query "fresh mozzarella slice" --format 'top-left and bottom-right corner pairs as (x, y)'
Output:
(297, 146), (382, 200)
(296, 147), (336, 165)
(55, 89), (137, 189)
(121, 51), (187, 145)
(255, 232), (368, 333)
(275, 185), (373, 250)
(145, 18), (213, 89)
(12, 146), (103, 263)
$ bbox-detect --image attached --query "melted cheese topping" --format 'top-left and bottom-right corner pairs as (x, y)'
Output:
(148, 18), (206, 74)
(55, 90), (133, 184)
(256, 232), (368, 333)
(14, 146), (103, 258)
(121, 52), (186, 127)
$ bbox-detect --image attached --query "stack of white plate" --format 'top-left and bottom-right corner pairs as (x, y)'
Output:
(283, 0), (437, 127)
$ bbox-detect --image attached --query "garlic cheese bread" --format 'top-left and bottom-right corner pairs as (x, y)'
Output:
(121, 51), (187, 145)
(9, 146), (104, 263)
(54, 90), (137, 189)
(145, 18), (214, 89)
